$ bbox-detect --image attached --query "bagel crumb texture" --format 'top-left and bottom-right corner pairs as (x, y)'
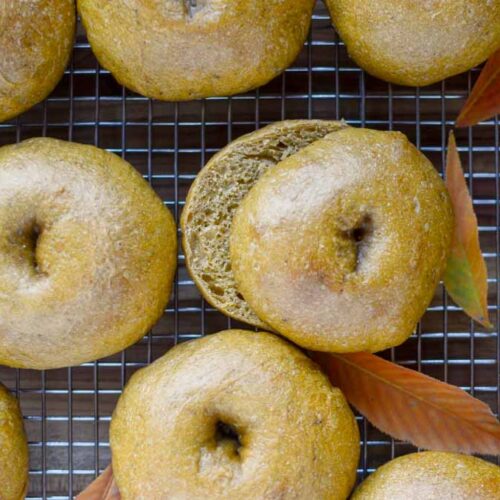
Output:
(182, 120), (347, 329)
(0, 0), (75, 122)
(326, 0), (500, 87)
(230, 127), (454, 353)
(0, 384), (29, 500)
(352, 451), (500, 500)
(77, 0), (316, 100)
(0, 138), (177, 369)
(110, 330), (360, 499)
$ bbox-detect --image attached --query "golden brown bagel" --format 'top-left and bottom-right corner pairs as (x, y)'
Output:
(182, 120), (347, 329)
(352, 452), (500, 499)
(0, 384), (29, 500)
(231, 127), (453, 353)
(0, 138), (177, 370)
(77, 0), (315, 100)
(326, 0), (500, 87)
(0, 0), (75, 122)
(110, 330), (360, 499)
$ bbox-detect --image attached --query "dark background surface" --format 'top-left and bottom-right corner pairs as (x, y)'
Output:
(0, 2), (498, 498)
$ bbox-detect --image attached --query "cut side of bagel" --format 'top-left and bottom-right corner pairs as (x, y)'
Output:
(182, 120), (347, 328)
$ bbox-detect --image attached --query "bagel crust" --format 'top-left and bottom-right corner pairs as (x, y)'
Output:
(77, 0), (315, 100)
(0, 0), (75, 122)
(0, 138), (177, 369)
(231, 128), (453, 353)
(0, 384), (29, 500)
(110, 330), (360, 499)
(352, 452), (500, 499)
(326, 0), (500, 87)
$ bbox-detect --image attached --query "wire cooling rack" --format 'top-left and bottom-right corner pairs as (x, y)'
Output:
(0, 3), (498, 498)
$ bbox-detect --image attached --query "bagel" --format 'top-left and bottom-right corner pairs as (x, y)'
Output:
(0, 384), (29, 500)
(182, 120), (347, 329)
(326, 0), (500, 87)
(0, 0), (75, 122)
(230, 127), (453, 352)
(77, 0), (315, 101)
(352, 452), (500, 499)
(110, 330), (360, 499)
(0, 138), (177, 370)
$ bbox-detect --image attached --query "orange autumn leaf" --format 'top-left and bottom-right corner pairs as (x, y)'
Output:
(76, 466), (120, 500)
(456, 49), (500, 127)
(444, 132), (492, 328)
(312, 351), (500, 455)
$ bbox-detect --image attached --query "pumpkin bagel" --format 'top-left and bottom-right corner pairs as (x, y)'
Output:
(110, 330), (360, 499)
(0, 138), (177, 369)
(0, 384), (28, 500)
(230, 126), (453, 352)
(326, 0), (500, 87)
(0, 0), (75, 122)
(78, 0), (315, 101)
(183, 122), (453, 352)
(352, 452), (500, 499)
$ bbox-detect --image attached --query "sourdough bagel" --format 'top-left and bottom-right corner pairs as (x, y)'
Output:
(230, 127), (453, 352)
(77, 0), (315, 100)
(182, 120), (347, 328)
(0, 0), (75, 122)
(0, 384), (29, 500)
(0, 138), (177, 369)
(326, 0), (500, 87)
(110, 330), (360, 499)
(352, 452), (500, 499)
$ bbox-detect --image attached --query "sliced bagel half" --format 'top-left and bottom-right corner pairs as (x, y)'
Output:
(181, 120), (347, 328)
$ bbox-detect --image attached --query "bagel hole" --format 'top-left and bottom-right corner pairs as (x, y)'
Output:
(184, 0), (206, 17)
(345, 215), (373, 272)
(23, 221), (46, 276)
(215, 420), (242, 457)
(351, 226), (366, 243)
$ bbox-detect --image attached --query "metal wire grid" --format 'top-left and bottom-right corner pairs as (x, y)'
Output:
(0, 2), (498, 498)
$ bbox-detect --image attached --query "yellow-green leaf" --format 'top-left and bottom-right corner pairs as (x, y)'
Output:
(443, 132), (492, 328)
